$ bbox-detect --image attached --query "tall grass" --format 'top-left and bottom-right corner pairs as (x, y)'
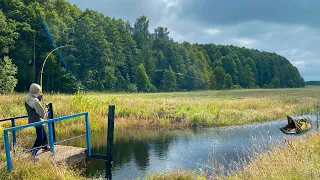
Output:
(0, 153), (85, 180)
(1, 87), (320, 135)
(221, 132), (320, 180)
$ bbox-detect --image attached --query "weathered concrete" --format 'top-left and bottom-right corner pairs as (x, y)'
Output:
(36, 145), (86, 165)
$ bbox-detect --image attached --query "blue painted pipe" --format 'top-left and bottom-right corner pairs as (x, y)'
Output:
(6, 112), (87, 132)
(4, 130), (12, 171)
(85, 113), (91, 157)
(48, 123), (55, 159)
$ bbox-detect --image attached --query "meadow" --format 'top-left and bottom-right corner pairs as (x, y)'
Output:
(0, 86), (320, 136)
(0, 86), (320, 179)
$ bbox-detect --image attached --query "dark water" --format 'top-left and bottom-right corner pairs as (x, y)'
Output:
(60, 115), (318, 179)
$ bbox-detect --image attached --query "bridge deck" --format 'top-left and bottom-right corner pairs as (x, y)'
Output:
(36, 145), (86, 165)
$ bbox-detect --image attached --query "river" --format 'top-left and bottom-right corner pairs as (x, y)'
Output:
(60, 115), (318, 179)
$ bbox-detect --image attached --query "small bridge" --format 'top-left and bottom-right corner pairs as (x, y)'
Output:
(0, 104), (115, 179)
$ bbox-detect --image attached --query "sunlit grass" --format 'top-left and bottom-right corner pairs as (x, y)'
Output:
(1, 87), (320, 135)
(144, 170), (198, 180)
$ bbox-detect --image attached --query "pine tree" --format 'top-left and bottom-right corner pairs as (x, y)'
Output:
(213, 66), (226, 90)
(161, 66), (177, 91)
(224, 74), (233, 89)
(134, 64), (154, 92)
(244, 65), (255, 88)
(271, 77), (281, 88)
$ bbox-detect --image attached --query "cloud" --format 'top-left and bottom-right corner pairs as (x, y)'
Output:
(180, 0), (320, 28)
(159, 0), (180, 11)
(68, 0), (320, 80)
(204, 28), (221, 36)
(232, 38), (256, 48)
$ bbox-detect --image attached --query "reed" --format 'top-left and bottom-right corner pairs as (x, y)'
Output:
(220, 132), (320, 180)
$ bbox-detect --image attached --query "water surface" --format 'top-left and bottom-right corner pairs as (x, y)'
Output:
(57, 115), (319, 179)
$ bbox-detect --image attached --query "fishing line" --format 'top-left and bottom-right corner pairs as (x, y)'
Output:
(175, 72), (199, 80)
(39, 12), (68, 70)
(37, 9), (87, 90)
(175, 72), (207, 82)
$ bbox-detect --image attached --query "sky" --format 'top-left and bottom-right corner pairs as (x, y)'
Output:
(68, 0), (320, 81)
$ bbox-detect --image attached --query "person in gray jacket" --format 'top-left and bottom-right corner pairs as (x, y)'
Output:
(24, 83), (50, 158)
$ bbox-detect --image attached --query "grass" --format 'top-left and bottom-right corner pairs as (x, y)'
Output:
(222, 132), (320, 180)
(144, 170), (199, 180)
(0, 153), (85, 180)
(1, 87), (320, 135)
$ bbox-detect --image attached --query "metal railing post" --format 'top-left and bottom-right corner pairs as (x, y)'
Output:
(85, 113), (91, 157)
(11, 118), (16, 147)
(4, 130), (12, 171)
(47, 103), (56, 141)
(106, 105), (115, 180)
(48, 122), (55, 159)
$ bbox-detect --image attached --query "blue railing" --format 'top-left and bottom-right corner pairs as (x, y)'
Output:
(3, 112), (91, 171)
(0, 115), (29, 146)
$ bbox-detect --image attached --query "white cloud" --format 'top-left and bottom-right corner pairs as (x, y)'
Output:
(204, 28), (221, 36)
(159, 0), (180, 12)
(232, 38), (256, 48)
(292, 61), (306, 69)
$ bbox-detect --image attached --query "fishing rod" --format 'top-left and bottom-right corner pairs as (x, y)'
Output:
(39, 45), (74, 88)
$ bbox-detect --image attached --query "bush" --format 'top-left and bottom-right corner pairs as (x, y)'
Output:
(0, 56), (17, 94)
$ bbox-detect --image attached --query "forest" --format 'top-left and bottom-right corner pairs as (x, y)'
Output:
(0, 0), (305, 93)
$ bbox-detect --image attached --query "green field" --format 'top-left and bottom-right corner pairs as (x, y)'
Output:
(1, 86), (320, 136)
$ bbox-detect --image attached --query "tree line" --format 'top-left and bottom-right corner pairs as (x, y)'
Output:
(0, 0), (305, 93)
(305, 81), (320, 86)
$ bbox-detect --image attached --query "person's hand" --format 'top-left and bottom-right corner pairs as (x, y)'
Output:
(37, 94), (44, 101)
